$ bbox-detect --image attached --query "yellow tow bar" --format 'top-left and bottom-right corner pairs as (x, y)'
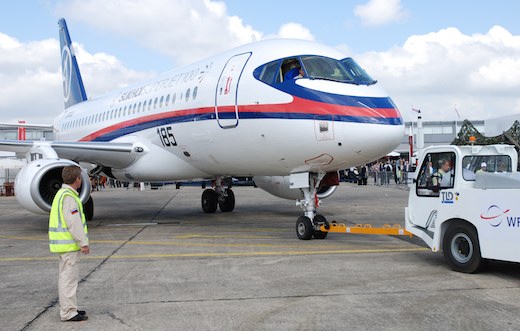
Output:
(320, 222), (413, 237)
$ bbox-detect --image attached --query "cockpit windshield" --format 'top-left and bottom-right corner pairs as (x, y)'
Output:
(253, 55), (378, 86)
(300, 55), (354, 83)
(340, 57), (377, 85)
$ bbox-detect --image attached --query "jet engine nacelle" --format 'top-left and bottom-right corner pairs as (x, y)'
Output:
(14, 159), (91, 215)
(254, 174), (338, 200)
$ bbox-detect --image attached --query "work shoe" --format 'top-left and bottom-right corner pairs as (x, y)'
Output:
(64, 314), (88, 322)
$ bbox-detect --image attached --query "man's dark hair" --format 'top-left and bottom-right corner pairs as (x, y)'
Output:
(62, 166), (81, 185)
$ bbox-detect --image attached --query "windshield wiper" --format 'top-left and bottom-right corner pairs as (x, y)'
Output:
(310, 76), (358, 84)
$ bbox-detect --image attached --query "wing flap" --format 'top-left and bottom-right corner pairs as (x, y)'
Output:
(0, 140), (141, 169)
(51, 142), (138, 168)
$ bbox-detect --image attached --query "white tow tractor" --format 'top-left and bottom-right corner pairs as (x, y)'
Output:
(405, 144), (520, 273)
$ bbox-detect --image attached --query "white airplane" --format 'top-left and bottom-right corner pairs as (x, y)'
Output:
(0, 19), (404, 240)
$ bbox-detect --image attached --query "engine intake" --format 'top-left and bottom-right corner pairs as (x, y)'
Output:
(15, 159), (91, 214)
(254, 172), (338, 200)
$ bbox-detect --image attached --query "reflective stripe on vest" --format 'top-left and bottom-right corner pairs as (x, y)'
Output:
(48, 188), (88, 253)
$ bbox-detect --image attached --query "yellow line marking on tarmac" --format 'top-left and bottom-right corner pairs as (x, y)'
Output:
(85, 239), (412, 251)
(0, 235), (46, 241)
(178, 227), (288, 233)
(1, 235), (415, 250)
(0, 247), (429, 262)
(173, 234), (277, 239)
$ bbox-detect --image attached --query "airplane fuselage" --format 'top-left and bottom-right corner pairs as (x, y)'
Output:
(54, 39), (404, 182)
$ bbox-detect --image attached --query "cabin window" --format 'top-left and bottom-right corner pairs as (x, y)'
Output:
(192, 87), (198, 100)
(159, 96), (164, 108)
(165, 94), (170, 106)
(462, 155), (512, 180)
(185, 88), (190, 101)
(416, 152), (456, 197)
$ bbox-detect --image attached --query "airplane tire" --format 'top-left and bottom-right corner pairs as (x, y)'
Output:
(83, 196), (94, 221)
(219, 188), (235, 212)
(443, 222), (485, 273)
(201, 189), (218, 213)
(312, 215), (328, 239)
(296, 216), (313, 240)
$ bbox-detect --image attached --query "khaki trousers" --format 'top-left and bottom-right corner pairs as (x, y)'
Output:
(58, 250), (81, 321)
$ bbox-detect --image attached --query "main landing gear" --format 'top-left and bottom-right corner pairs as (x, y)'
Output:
(295, 172), (330, 240)
(201, 178), (235, 213)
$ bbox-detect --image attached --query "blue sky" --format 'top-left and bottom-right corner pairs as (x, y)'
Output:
(0, 0), (519, 123)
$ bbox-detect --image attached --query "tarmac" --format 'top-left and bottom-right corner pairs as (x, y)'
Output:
(0, 183), (519, 331)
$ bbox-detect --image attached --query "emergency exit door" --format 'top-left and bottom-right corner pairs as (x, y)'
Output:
(215, 52), (251, 128)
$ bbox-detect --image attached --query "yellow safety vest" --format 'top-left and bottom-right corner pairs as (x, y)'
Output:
(48, 188), (88, 253)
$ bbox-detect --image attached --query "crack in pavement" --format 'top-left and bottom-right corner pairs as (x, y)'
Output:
(101, 284), (520, 306)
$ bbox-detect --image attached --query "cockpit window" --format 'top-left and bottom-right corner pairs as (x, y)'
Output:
(341, 57), (377, 85)
(254, 60), (280, 85)
(298, 55), (351, 83)
(253, 55), (376, 86)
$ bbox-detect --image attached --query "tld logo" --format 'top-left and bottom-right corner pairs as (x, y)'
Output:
(441, 191), (458, 204)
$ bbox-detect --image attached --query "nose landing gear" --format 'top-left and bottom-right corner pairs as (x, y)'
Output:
(295, 172), (330, 240)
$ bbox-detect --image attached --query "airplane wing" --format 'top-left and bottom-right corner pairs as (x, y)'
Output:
(0, 140), (141, 169)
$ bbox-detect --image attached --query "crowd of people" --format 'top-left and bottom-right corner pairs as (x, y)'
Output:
(89, 176), (135, 191)
(341, 158), (413, 186)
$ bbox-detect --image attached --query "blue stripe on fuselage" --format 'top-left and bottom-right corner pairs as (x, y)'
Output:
(90, 112), (400, 142)
(270, 81), (398, 109)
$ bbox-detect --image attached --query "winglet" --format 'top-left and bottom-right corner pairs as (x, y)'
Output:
(58, 18), (87, 109)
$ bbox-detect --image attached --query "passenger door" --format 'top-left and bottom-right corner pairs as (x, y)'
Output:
(215, 52), (251, 128)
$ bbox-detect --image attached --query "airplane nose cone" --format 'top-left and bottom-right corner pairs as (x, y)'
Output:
(344, 122), (405, 160)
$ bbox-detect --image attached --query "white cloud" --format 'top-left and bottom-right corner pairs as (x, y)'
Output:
(356, 25), (520, 122)
(54, 0), (315, 66)
(275, 23), (315, 41)
(0, 33), (152, 123)
(355, 0), (408, 26)
(54, 0), (263, 66)
(0, 0), (316, 124)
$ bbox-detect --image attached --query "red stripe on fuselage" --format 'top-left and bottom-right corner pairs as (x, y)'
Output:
(79, 107), (209, 141)
(79, 96), (400, 141)
(239, 96), (400, 118)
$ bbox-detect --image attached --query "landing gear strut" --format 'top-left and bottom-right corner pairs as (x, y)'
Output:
(295, 172), (329, 240)
(201, 178), (235, 213)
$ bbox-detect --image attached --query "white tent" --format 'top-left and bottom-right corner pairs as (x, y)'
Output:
(0, 158), (26, 183)
(0, 158), (26, 169)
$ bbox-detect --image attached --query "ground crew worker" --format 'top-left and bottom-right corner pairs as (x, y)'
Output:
(49, 165), (90, 322)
